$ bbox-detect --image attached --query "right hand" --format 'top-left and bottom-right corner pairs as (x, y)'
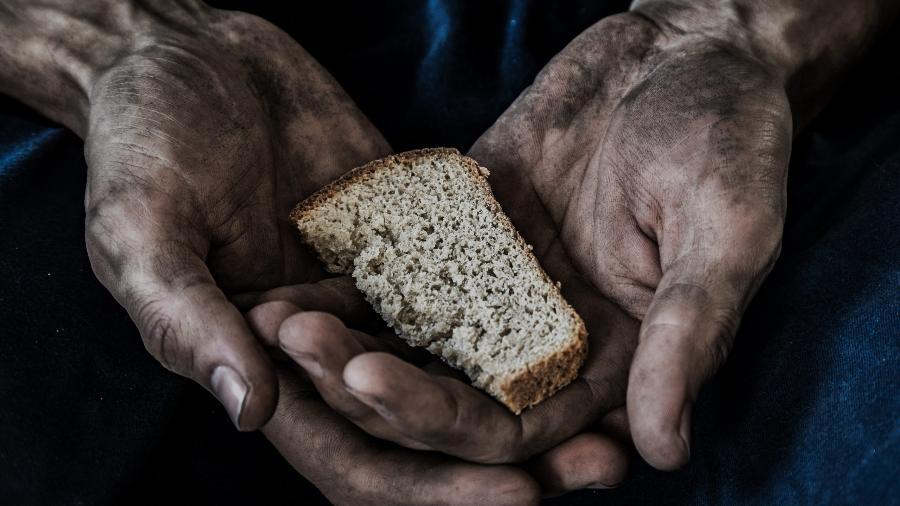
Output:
(81, 5), (390, 430)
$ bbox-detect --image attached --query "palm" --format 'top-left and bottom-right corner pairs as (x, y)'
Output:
(471, 12), (789, 465)
(468, 14), (663, 416)
(463, 161), (640, 419)
(84, 13), (389, 300)
(81, 10), (390, 431)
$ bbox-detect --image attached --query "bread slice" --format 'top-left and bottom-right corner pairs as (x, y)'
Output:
(290, 148), (587, 413)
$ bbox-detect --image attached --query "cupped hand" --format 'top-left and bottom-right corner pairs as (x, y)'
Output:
(81, 6), (390, 430)
(470, 9), (789, 471)
(246, 282), (544, 506)
(266, 8), (790, 477)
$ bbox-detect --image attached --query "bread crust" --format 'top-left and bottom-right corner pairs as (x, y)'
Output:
(290, 148), (464, 224)
(497, 330), (587, 413)
(290, 148), (588, 413)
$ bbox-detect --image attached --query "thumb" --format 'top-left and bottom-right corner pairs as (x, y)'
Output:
(86, 213), (277, 431)
(627, 225), (780, 470)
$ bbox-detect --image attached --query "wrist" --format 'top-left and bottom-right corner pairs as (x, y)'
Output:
(630, 0), (898, 125)
(0, 1), (213, 136)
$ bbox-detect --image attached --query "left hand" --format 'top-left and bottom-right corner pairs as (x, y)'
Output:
(76, 5), (393, 431)
(259, 5), (790, 484)
(247, 283), (548, 505)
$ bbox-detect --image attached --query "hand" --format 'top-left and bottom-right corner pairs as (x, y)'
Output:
(469, 10), (789, 471)
(80, 5), (390, 429)
(245, 282), (543, 506)
(74, 6), (594, 499)
(251, 277), (633, 494)
(262, 7), (792, 477)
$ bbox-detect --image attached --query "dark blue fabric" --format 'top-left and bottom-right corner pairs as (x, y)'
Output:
(1, 2), (897, 504)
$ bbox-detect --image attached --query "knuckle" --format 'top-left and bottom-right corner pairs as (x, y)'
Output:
(714, 304), (742, 340)
(135, 297), (189, 374)
(420, 395), (463, 446)
(84, 197), (128, 251)
(87, 153), (160, 201)
(487, 418), (526, 464)
(581, 374), (621, 409)
(654, 281), (711, 308)
(84, 215), (121, 284)
(593, 267), (656, 320)
(699, 335), (732, 381)
(145, 242), (210, 291)
(83, 191), (150, 281)
(701, 306), (741, 374)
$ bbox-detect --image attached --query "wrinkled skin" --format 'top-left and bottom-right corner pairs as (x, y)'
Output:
(8, 0), (889, 501)
(248, 282), (546, 505)
(78, 7), (547, 504)
(259, 9), (790, 479)
(472, 11), (789, 470)
(81, 9), (390, 429)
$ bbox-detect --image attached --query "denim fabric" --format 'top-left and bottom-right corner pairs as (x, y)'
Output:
(0, 2), (897, 504)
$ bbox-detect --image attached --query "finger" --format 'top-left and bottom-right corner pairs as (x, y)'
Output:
(247, 299), (427, 446)
(529, 432), (629, 496)
(246, 294), (383, 353)
(86, 214), (276, 431)
(246, 301), (302, 349)
(277, 311), (429, 449)
(263, 368), (540, 506)
(342, 347), (625, 463)
(249, 280), (428, 365)
(245, 300), (301, 365)
(343, 352), (531, 462)
(251, 264), (630, 463)
(339, 265), (637, 464)
(247, 300), (374, 370)
(597, 406), (631, 444)
(255, 276), (382, 330)
(628, 213), (781, 470)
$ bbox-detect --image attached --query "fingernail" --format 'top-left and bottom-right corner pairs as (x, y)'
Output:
(291, 352), (324, 379)
(679, 401), (692, 460)
(210, 365), (249, 431)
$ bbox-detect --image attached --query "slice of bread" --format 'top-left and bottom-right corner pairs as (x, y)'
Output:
(290, 148), (587, 413)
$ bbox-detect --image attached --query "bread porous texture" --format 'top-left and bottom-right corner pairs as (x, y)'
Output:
(291, 148), (587, 413)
